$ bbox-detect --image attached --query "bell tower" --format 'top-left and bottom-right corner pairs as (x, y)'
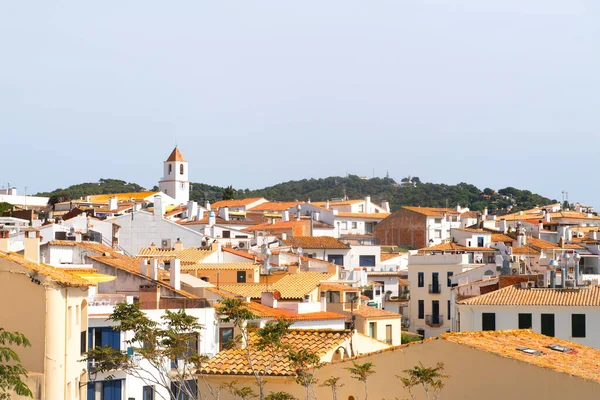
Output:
(158, 147), (189, 204)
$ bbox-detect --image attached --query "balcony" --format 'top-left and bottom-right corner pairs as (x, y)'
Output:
(425, 315), (444, 327)
(428, 284), (441, 294)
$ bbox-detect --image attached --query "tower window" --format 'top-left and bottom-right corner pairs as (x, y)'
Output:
(168, 164), (172, 175)
(181, 182), (185, 189)
(180, 164), (184, 175)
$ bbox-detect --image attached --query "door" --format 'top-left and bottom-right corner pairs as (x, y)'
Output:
(431, 272), (439, 293)
(432, 300), (440, 324)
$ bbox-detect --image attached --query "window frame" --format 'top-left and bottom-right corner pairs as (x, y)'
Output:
(572, 314), (586, 338)
(481, 313), (496, 331)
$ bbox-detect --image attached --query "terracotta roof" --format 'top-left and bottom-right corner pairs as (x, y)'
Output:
(511, 246), (540, 256)
(319, 283), (359, 292)
(335, 212), (390, 219)
(525, 236), (586, 251)
(283, 236), (350, 250)
(458, 285), (600, 306)
(366, 271), (403, 277)
(222, 247), (256, 261)
(380, 253), (403, 262)
(201, 330), (354, 376)
(313, 200), (364, 206)
(491, 233), (514, 243)
(219, 272), (334, 299)
(402, 206), (460, 217)
(87, 192), (159, 203)
(166, 147), (186, 162)
(181, 263), (257, 271)
(180, 216), (257, 226)
(247, 202), (304, 212)
(211, 198), (266, 209)
(241, 220), (307, 232)
(352, 305), (402, 318)
(419, 243), (495, 252)
(452, 228), (488, 233)
(0, 251), (94, 287)
(461, 211), (479, 219)
(137, 245), (214, 264)
(442, 330), (600, 383)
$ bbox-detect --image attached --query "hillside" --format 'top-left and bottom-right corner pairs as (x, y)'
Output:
(37, 175), (556, 213)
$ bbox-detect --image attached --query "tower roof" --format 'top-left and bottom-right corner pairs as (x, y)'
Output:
(166, 147), (186, 162)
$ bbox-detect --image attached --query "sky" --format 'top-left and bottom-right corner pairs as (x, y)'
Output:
(1, 1), (599, 206)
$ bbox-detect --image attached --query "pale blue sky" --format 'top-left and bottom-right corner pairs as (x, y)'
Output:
(1, 1), (599, 205)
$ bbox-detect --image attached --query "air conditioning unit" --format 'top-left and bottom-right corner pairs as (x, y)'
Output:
(537, 273), (546, 288)
(238, 241), (246, 249)
(511, 267), (519, 275)
(161, 239), (171, 249)
(527, 281), (535, 289)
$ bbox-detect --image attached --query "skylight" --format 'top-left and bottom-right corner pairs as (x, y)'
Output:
(516, 347), (542, 356)
(548, 344), (572, 353)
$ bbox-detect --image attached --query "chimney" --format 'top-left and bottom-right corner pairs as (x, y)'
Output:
(139, 284), (160, 310)
(296, 205), (302, 221)
(365, 196), (371, 213)
(539, 220), (544, 232)
(499, 219), (507, 234)
(187, 201), (198, 222)
(174, 238), (183, 251)
(261, 291), (277, 308)
(75, 232), (82, 242)
(24, 231), (41, 264)
(108, 196), (118, 211)
(150, 258), (159, 280)
(566, 228), (573, 242)
(205, 201), (211, 211)
(197, 208), (205, 221)
(544, 211), (551, 223)
(325, 200), (330, 209)
(456, 204), (461, 212)
(281, 232), (287, 241)
(483, 207), (488, 217)
(139, 259), (148, 276)
(170, 258), (181, 291)
(153, 196), (164, 221)
(517, 232), (526, 246)
(208, 211), (216, 227)
(282, 210), (290, 222)
(382, 201), (390, 213)
(314, 211), (320, 221)
(221, 207), (230, 221)
(320, 291), (327, 312)
(0, 229), (9, 252)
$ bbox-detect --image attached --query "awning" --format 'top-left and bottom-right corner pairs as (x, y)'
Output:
(70, 272), (117, 284)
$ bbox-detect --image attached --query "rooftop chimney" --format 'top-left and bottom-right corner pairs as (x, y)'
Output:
(325, 200), (330, 209)
(282, 210), (290, 222)
(208, 211), (216, 227)
(382, 201), (390, 213)
(261, 291), (277, 308)
(205, 201), (211, 211)
(24, 231), (41, 264)
(150, 258), (158, 280)
(139, 259), (148, 276)
(221, 207), (230, 221)
(174, 238), (183, 251)
(153, 196), (164, 221)
(320, 291), (327, 312)
(170, 258), (181, 290)
(108, 196), (118, 211)
(139, 284), (160, 310)
(365, 196), (371, 213)
(0, 229), (9, 252)
(296, 205), (302, 221)
(281, 232), (287, 241)
(499, 219), (507, 234)
(187, 201), (198, 222)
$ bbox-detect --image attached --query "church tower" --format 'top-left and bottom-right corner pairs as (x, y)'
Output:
(158, 147), (189, 204)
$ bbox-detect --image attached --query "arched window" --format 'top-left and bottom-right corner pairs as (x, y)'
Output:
(180, 164), (184, 175)
(168, 164), (172, 175)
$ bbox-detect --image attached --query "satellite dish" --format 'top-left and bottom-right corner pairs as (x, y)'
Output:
(273, 290), (281, 300)
(297, 247), (304, 256)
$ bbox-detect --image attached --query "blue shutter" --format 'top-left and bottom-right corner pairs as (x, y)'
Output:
(88, 328), (93, 349)
(101, 327), (120, 351)
(103, 380), (122, 400)
(87, 383), (94, 400)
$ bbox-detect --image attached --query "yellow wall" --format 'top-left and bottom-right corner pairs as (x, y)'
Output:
(203, 339), (600, 400)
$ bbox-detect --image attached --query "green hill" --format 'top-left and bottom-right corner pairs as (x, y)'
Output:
(37, 175), (556, 213)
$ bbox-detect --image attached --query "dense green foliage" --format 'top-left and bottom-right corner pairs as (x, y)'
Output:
(0, 328), (32, 399)
(0, 203), (13, 214)
(37, 179), (146, 200)
(37, 176), (555, 213)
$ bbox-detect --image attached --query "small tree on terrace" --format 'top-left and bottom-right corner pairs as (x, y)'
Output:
(345, 361), (375, 400)
(397, 362), (448, 400)
(84, 302), (219, 400)
(0, 328), (32, 399)
(320, 377), (344, 400)
(288, 348), (322, 400)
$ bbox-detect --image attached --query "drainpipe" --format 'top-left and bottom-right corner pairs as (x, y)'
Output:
(64, 287), (69, 400)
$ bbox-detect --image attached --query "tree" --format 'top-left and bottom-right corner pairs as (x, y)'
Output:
(217, 298), (296, 400)
(320, 377), (344, 400)
(288, 348), (321, 400)
(397, 362), (448, 400)
(264, 392), (297, 400)
(83, 302), (215, 400)
(345, 361), (375, 400)
(221, 381), (257, 400)
(0, 328), (32, 399)
(222, 185), (236, 201)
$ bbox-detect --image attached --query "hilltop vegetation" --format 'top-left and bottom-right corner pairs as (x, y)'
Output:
(37, 175), (556, 213)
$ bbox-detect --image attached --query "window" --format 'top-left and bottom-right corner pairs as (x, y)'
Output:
(541, 314), (555, 337)
(222, 230), (231, 239)
(80, 331), (87, 355)
(369, 322), (376, 338)
(431, 272), (439, 293)
(572, 314), (586, 338)
(518, 313), (532, 329)
(447, 300), (451, 320)
(219, 328), (234, 351)
(477, 236), (484, 247)
(434, 229), (442, 239)
(341, 221), (347, 230)
(416, 329), (425, 338)
(418, 300), (424, 319)
(482, 313), (496, 331)
(327, 255), (344, 266)
(168, 164), (172, 174)
(180, 164), (184, 175)
(89, 327), (120, 350)
(434, 218), (442, 224)
(385, 324), (392, 344)
(180, 182), (185, 189)
(351, 222), (357, 229)
(143, 386), (155, 400)
(171, 381), (198, 400)
(447, 271), (453, 287)
(236, 271), (247, 283)
(359, 255), (376, 267)
(418, 272), (424, 287)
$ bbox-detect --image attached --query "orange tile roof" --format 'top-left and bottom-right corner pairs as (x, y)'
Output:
(402, 206), (460, 217)
(511, 246), (540, 256)
(491, 233), (514, 243)
(0, 251), (94, 287)
(222, 247), (256, 261)
(283, 236), (350, 249)
(442, 330), (600, 383)
(219, 272), (334, 299)
(242, 220), (307, 232)
(335, 212), (390, 219)
(352, 305), (402, 318)
(201, 330), (354, 376)
(211, 198), (266, 209)
(380, 253), (403, 262)
(458, 285), (600, 306)
(137, 245), (215, 264)
(166, 147), (186, 162)
(319, 283), (360, 292)
(247, 202), (304, 212)
(419, 243), (495, 252)
(452, 227), (488, 233)
(181, 263), (257, 271)
(313, 200), (364, 206)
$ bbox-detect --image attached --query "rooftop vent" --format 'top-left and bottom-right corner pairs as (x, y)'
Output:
(516, 347), (542, 356)
(547, 344), (573, 353)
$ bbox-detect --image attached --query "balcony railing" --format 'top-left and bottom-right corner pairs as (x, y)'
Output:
(425, 315), (444, 327)
(428, 284), (441, 294)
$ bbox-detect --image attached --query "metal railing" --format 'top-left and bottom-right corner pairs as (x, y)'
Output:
(425, 315), (444, 327)
(428, 284), (441, 294)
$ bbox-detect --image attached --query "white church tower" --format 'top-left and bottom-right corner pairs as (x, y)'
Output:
(158, 147), (189, 204)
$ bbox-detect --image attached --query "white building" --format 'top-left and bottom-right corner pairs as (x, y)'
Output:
(456, 284), (600, 349)
(158, 147), (189, 204)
